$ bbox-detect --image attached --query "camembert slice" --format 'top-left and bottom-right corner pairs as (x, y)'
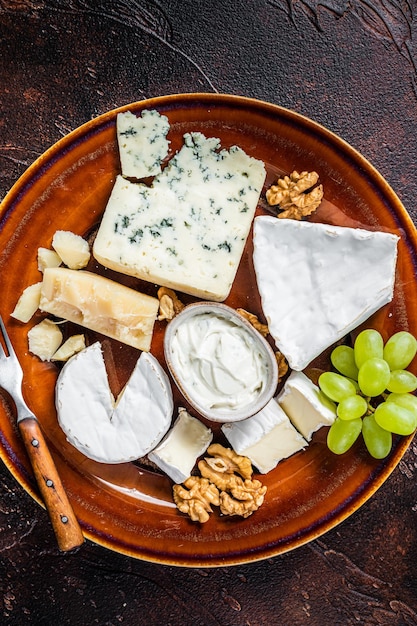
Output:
(253, 217), (399, 370)
(93, 132), (266, 301)
(222, 398), (307, 474)
(56, 342), (173, 463)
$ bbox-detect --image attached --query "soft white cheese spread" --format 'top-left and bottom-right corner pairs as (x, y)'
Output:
(169, 311), (269, 412)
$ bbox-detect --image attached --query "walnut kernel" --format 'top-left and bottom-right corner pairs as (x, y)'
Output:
(266, 170), (323, 220)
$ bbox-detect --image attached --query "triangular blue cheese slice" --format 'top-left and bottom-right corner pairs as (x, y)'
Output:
(253, 216), (399, 371)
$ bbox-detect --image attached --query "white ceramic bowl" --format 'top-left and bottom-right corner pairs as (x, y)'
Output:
(164, 302), (278, 423)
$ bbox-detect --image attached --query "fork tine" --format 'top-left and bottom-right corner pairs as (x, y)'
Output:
(0, 314), (14, 358)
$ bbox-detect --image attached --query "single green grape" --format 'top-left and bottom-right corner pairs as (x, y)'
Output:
(358, 358), (391, 397)
(362, 413), (392, 459)
(383, 331), (417, 371)
(330, 345), (359, 380)
(337, 395), (368, 420)
(327, 417), (362, 454)
(386, 392), (417, 415)
(386, 369), (417, 394)
(318, 372), (357, 403)
(374, 401), (417, 436)
(354, 329), (383, 369)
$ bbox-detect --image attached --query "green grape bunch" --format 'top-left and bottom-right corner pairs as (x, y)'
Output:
(319, 329), (417, 459)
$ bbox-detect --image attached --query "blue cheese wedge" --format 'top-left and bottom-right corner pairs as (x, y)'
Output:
(222, 398), (307, 474)
(39, 267), (159, 351)
(253, 216), (399, 370)
(117, 109), (170, 179)
(93, 132), (266, 301)
(56, 342), (173, 463)
(148, 407), (213, 483)
(278, 371), (337, 441)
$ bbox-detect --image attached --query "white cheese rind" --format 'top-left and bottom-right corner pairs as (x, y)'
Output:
(148, 408), (213, 483)
(93, 132), (266, 301)
(56, 342), (174, 463)
(117, 109), (170, 179)
(39, 267), (159, 351)
(253, 216), (399, 370)
(222, 398), (307, 473)
(277, 371), (337, 441)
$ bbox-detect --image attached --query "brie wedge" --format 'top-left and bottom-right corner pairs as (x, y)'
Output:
(56, 342), (173, 463)
(222, 398), (307, 474)
(148, 407), (213, 483)
(253, 216), (399, 370)
(277, 371), (337, 441)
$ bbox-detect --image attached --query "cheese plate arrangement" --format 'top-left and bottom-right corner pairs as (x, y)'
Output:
(1, 93), (417, 567)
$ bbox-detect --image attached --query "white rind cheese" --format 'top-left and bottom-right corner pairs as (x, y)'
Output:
(222, 398), (307, 474)
(148, 407), (213, 483)
(39, 267), (159, 351)
(117, 109), (170, 179)
(277, 371), (337, 441)
(56, 342), (173, 463)
(253, 216), (399, 370)
(93, 132), (266, 301)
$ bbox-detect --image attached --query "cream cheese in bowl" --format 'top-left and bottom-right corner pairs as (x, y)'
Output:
(164, 302), (278, 422)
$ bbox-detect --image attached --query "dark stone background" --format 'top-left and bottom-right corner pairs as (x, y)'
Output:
(1, 1), (417, 624)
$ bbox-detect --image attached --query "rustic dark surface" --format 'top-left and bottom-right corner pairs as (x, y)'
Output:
(1, 1), (417, 624)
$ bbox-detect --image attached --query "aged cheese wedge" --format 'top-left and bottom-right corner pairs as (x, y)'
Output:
(278, 371), (337, 441)
(222, 398), (307, 474)
(56, 342), (173, 463)
(52, 334), (86, 362)
(148, 407), (213, 483)
(253, 216), (399, 370)
(28, 318), (63, 361)
(93, 132), (266, 301)
(52, 230), (90, 270)
(39, 267), (159, 351)
(11, 282), (42, 323)
(117, 109), (170, 179)
(37, 247), (62, 272)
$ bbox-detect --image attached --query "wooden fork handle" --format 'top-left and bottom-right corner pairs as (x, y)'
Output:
(18, 417), (84, 552)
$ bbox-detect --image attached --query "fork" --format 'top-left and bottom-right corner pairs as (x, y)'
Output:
(0, 315), (84, 552)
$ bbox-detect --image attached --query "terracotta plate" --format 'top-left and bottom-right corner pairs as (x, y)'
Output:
(1, 94), (416, 567)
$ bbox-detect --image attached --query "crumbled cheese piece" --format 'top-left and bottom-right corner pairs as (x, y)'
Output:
(93, 132), (266, 301)
(222, 398), (307, 473)
(148, 407), (213, 483)
(11, 282), (42, 323)
(52, 334), (86, 361)
(56, 342), (173, 463)
(253, 216), (399, 370)
(117, 109), (170, 179)
(277, 371), (336, 441)
(39, 267), (159, 351)
(52, 230), (90, 270)
(37, 247), (62, 272)
(28, 318), (63, 361)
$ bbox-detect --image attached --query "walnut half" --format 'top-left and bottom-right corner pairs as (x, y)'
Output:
(173, 476), (220, 523)
(266, 170), (323, 220)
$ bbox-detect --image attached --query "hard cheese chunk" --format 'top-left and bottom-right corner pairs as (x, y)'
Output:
(93, 132), (266, 301)
(39, 267), (159, 351)
(278, 371), (336, 441)
(222, 398), (307, 474)
(117, 109), (170, 179)
(56, 342), (173, 463)
(148, 407), (213, 483)
(253, 216), (399, 370)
